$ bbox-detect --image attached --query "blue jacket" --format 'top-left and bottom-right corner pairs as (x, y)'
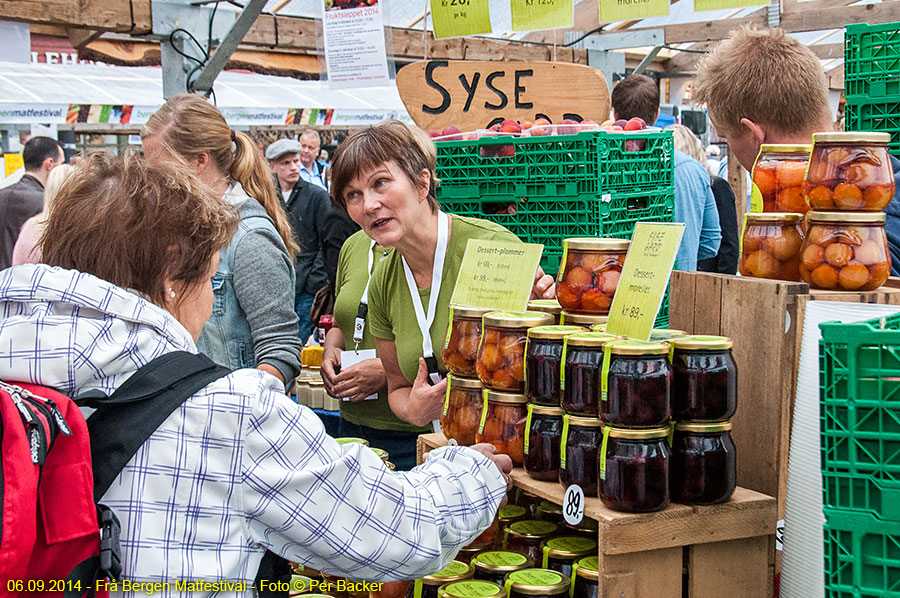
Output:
(883, 155), (900, 276)
(674, 151), (722, 271)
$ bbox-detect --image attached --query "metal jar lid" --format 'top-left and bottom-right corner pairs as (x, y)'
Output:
(563, 237), (631, 252)
(504, 568), (570, 596)
(448, 374), (484, 390)
(606, 425), (670, 440)
(452, 305), (495, 319)
(484, 311), (555, 329)
(672, 335), (734, 351)
(745, 212), (804, 223)
(422, 560), (474, 586)
(608, 340), (670, 356)
(471, 550), (534, 574)
(812, 131), (891, 144)
(565, 331), (620, 348)
(527, 325), (586, 340)
(560, 312), (609, 326)
(675, 421), (733, 433)
(484, 389), (528, 404)
(758, 143), (812, 153)
(806, 210), (886, 224)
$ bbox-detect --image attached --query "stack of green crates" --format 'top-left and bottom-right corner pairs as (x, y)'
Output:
(435, 129), (674, 326)
(844, 21), (900, 156)
(820, 313), (900, 596)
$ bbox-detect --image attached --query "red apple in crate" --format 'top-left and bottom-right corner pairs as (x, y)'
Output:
(499, 119), (522, 134)
(441, 126), (462, 141)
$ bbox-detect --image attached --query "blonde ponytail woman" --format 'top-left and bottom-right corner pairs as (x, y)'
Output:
(142, 94), (302, 385)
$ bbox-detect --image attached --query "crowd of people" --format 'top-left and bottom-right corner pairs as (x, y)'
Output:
(0, 23), (899, 592)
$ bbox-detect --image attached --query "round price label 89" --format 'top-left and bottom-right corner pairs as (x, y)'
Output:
(563, 484), (585, 526)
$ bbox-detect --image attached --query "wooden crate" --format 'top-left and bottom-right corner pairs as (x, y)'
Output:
(418, 433), (777, 598)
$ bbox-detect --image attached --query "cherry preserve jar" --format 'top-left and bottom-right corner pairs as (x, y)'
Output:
(559, 415), (604, 497)
(599, 426), (670, 513)
(571, 556), (598, 598)
(671, 336), (737, 422)
(561, 332), (620, 416)
(472, 550), (534, 585)
(524, 405), (564, 481)
(441, 375), (484, 446)
(538, 536), (597, 578)
(443, 306), (492, 377)
(476, 390), (528, 466)
(525, 325), (585, 406)
(602, 341), (672, 428)
(504, 520), (559, 563)
(504, 568), (570, 598)
(478, 312), (555, 392)
(670, 421), (737, 505)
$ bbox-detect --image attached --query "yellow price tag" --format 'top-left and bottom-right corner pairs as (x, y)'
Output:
(450, 239), (543, 312)
(511, 0), (573, 31)
(430, 0), (492, 39)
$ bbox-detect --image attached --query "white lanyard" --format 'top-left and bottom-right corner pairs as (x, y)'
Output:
(401, 211), (449, 386)
(353, 239), (378, 347)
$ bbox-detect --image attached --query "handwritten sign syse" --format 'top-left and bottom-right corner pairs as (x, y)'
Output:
(605, 222), (684, 340)
(451, 239), (543, 311)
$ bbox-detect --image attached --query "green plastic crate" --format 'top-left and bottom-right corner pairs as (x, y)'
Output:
(824, 508), (900, 597)
(845, 21), (900, 101)
(845, 100), (900, 156)
(823, 471), (900, 520)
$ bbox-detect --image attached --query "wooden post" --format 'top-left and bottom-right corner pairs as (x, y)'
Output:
(728, 144), (747, 228)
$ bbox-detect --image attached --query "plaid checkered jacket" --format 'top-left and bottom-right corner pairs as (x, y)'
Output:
(0, 265), (505, 596)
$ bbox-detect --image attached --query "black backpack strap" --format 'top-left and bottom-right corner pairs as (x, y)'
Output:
(79, 351), (231, 502)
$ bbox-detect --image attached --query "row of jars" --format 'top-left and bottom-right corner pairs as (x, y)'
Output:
(405, 560), (598, 598)
(739, 211), (891, 290)
(751, 132), (895, 214)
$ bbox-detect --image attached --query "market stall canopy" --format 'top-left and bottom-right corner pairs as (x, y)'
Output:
(0, 61), (411, 126)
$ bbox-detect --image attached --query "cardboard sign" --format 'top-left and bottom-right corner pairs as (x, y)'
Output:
(396, 60), (610, 132)
(430, 0), (492, 39)
(605, 222), (684, 341)
(598, 0), (668, 23)
(451, 239), (543, 311)
(511, 0), (574, 32)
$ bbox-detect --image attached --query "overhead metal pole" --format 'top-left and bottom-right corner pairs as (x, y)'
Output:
(632, 46), (663, 75)
(191, 0), (268, 95)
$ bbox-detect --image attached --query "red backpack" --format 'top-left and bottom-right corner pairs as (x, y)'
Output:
(0, 352), (230, 597)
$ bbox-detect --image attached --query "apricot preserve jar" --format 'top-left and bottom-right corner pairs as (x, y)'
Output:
(799, 211), (891, 290)
(562, 332), (620, 416)
(443, 306), (492, 377)
(804, 132), (895, 211)
(559, 415), (604, 497)
(410, 561), (473, 598)
(476, 390), (528, 466)
(477, 312), (554, 392)
(556, 238), (629, 314)
(560, 312), (608, 329)
(441, 375), (484, 446)
(671, 336), (737, 422)
(472, 550), (534, 585)
(538, 536), (596, 578)
(602, 341), (672, 428)
(527, 300), (564, 324)
(504, 568), (570, 598)
(599, 426), (670, 513)
(504, 521), (559, 563)
(524, 405), (564, 481)
(437, 580), (504, 598)
(571, 556), (598, 598)
(751, 144), (811, 213)
(670, 421), (737, 505)
(740, 213), (805, 281)
(526, 325), (585, 406)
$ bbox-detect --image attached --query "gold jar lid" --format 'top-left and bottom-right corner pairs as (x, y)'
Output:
(807, 210), (886, 224)
(483, 311), (555, 329)
(560, 312), (609, 327)
(370, 447), (390, 461)
(563, 237), (631, 251)
(759, 143), (812, 154)
(745, 212), (804, 223)
(527, 300), (563, 316)
(472, 550), (534, 574)
(672, 335), (734, 351)
(527, 325), (586, 340)
(606, 426), (669, 440)
(505, 569), (570, 596)
(484, 389), (528, 404)
(675, 421), (733, 433)
(449, 374), (484, 390)
(540, 536), (597, 559)
(565, 331), (620, 348)
(452, 305), (494, 319)
(649, 329), (688, 341)
(530, 405), (564, 416)
(608, 340), (670, 356)
(574, 556), (599, 581)
(813, 131), (891, 144)
(567, 415), (604, 428)
(422, 560), (474, 585)
(507, 520), (558, 539)
(439, 580), (505, 598)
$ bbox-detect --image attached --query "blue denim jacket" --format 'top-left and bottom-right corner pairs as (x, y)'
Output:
(197, 183), (300, 377)
(674, 150), (722, 271)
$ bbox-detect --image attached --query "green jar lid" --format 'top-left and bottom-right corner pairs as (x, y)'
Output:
(537, 500), (562, 517)
(335, 437), (369, 446)
(472, 550), (533, 573)
(440, 580), (505, 598)
(508, 520), (558, 539)
(423, 560), (474, 585)
(499, 504), (527, 520)
(505, 569), (570, 595)
(574, 555), (599, 580)
(541, 536), (597, 559)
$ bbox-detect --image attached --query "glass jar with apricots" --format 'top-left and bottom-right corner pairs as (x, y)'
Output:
(555, 238), (629, 315)
(751, 144), (812, 213)
(739, 213), (805, 281)
(804, 132), (895, 212)
(799, 211), (891, 291)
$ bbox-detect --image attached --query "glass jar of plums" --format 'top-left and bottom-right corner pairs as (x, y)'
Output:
(443, 306), (492, 377)
(671, 336), (737, 422)
(441, 375), (484, 446)
(559, 415), (604, 497)
(498, 504), (529, 533)
(524, 405), (564, 481)
(471, 550), (534, 585)
(526, 325), (585, 406)
(538, 536), (597, 578)
(571, 556), (599, 598)
(476, 390), (528, 466)
(670, 421), (737, 505)
(602, 340), (671, 428)
(555, 238), (629, 314)
(599, 426), (670, 513)
(477, 312), (555, 393)
(562, 333), (620, 416)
